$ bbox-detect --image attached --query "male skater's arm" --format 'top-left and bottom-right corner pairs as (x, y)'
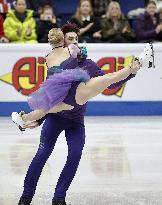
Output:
(87, 59), (136, 89)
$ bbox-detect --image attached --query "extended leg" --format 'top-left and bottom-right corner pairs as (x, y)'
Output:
(75, 59), (140, 105)
(75, 43), (154, 105)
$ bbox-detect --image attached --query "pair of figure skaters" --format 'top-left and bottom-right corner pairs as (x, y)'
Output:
(12, 23), (154, 205)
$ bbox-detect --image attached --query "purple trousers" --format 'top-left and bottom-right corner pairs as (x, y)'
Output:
(21, 114), (85, 202)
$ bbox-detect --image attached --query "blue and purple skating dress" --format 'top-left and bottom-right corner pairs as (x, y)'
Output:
(28, 56), (90, 112)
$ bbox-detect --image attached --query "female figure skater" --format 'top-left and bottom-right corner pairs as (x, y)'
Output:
(16, 23), (154, 205)
(12, 27), (153, 130)
(12, 28), (90, 130)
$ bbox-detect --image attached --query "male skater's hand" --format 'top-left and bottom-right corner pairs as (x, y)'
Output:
(23, 121), (39, 129)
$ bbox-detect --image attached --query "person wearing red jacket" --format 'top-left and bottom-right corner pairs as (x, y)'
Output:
(0, 14), (9, 43)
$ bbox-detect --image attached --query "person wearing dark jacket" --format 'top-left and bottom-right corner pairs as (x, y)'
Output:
(70, 0), (101, 43)
(91, 0), (119, 17)
(101, 1), (136, 43)
(136, 1), (162, 42)
(37, 4), (58, 43)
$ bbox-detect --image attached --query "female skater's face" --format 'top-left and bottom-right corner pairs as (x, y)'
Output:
(15, 0), (26, 13)
(146, 3), (156, 17)
(64, 32), (78, 47)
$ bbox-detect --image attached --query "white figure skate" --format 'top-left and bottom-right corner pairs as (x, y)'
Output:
(11, 112), (25, 132)
(135, 42), (155, 69)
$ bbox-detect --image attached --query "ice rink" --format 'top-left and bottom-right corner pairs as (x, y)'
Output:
(0, 116), (162, 205)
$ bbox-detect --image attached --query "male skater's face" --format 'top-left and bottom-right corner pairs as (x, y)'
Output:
(64, 32), (78, 47)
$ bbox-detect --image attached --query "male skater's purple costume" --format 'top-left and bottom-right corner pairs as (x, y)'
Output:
(20, 56), (135, 204)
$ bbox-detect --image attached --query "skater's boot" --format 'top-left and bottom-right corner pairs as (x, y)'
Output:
(52, 199), (67, 205)
(18, 197), (32, 205)
(135, 42), (155, 69)
(11, 111), (26, 132)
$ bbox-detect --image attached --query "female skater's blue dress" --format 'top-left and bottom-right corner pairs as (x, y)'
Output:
(28, 56), (90, 112)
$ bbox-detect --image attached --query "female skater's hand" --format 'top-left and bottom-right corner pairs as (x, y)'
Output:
(129, 58), (141, 74)
(23, 121), (39, 129)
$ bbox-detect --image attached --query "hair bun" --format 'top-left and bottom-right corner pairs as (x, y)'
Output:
(48, 28), (63, 46)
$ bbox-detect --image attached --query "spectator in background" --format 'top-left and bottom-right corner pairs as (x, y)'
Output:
(0, 14), (9, 42)
(25, 0), (52, 19)
(25, 0), (50, 13)
(101, 1), (136, 43)
(136, 1), (162, 42)
(156, 0), (162, 11)
(70, 0), (101, 43)
(0, 0), (10, 13)
(37, 4), (58, 43)
(91, 0), (119, 17)
(159, 7), (162, 20)
(4, 0), (37, 43)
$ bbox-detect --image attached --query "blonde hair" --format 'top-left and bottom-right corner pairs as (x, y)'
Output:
(106, 1), (122, 19)
(73, 0), (93, 24)
(48, 28), (64, 46)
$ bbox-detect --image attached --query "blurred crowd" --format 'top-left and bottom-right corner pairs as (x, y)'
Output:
(0, 0), (162, 43)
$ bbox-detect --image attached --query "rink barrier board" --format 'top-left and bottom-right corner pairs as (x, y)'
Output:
(0, 101), (162, 116)
(0, 44), (162, 116)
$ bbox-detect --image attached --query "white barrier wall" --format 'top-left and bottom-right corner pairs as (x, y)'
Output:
(0, 43), (162, 116)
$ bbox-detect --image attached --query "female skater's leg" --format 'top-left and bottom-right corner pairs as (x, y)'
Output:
(18, 115), (64, 205)
(21, 103), (74, 122)
(75, 59), (140, 105)
(53, 123), (85, 202)
(75, 42), (154, 105)
(12, 103), (74, 130)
